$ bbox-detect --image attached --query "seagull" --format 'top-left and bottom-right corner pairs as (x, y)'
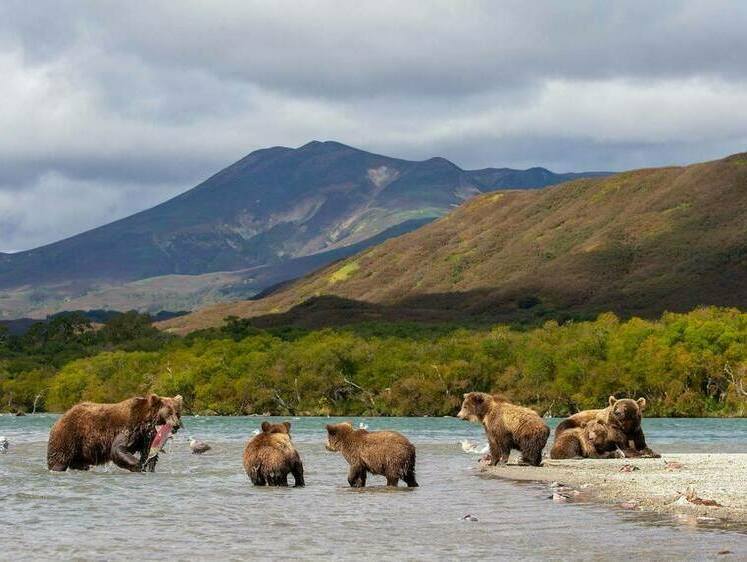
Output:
(189, 437), (211, 454)
(358, 422), (369, 430)
(0, 436), (7, 453)
(460, 440), (489, 455)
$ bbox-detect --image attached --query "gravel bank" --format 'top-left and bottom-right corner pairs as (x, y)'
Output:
(480, 454), (747, 526)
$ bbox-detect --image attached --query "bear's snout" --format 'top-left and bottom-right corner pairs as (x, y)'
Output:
(456, 409), (468, 420)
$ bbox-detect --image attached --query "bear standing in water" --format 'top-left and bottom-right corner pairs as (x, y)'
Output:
(47, 394), (183, 472)
(243, 422), (305, 487)
(325, 422), (418, 488)
(550, 420), (623, 459)
(553, 396), (659, 458)
(457, 392), (549, 466)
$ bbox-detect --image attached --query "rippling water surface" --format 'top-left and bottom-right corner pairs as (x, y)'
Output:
(1, 416), (746, 561)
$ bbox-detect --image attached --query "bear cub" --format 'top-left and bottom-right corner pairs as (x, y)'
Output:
(325, 422), (418, 488)
(553, 396), (659, 458)
(550, 420), (623, 459)
(457, 392), (549, 466)
(243, 421), (305, 487)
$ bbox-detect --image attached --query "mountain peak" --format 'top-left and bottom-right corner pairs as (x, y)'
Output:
(297, 140), (355, 152)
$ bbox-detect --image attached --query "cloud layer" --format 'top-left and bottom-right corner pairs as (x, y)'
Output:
(1, 1), (746, 251)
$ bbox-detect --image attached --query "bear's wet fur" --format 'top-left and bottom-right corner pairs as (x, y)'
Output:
(243, 421), (305, 487)
(457, 392), (549, 466)
(46, 394), (183, 472)
(553, 396), (659, 458)
(325, 422), (418, 487)
(550, 420), (623, 459)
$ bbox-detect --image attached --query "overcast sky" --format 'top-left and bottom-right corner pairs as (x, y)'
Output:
(1, 1), (746, 252)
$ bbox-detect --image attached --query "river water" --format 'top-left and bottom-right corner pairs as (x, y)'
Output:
(1, 415), (746, 561)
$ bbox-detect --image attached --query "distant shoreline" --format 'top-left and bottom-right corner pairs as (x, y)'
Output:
(480, 454), (747, 526)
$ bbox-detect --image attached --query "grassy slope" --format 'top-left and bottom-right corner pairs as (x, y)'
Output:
(160, 153), (747, 334)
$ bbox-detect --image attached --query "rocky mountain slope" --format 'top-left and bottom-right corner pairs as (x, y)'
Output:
(1, 141), (601, 318)
(160, 152), (747, 333)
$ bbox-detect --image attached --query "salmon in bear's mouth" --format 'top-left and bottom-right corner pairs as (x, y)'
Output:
(146, 424), (174, 463)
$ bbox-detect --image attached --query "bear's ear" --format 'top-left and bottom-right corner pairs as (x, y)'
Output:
(608, 396), (617, 407)
(261, 421), (271, 433)
(636, 397), (646, 411)
(173, 395), (184, 409)
(283, 421), (291, 431)
(473, 394), (483, 404)
(148, 394), (162, 408)
(463, 393), (469, 399)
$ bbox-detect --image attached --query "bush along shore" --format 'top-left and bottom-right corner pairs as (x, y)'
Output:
(1, 307), (746, 416)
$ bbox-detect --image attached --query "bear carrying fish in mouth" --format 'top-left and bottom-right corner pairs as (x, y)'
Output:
(47, 394), (183, 472)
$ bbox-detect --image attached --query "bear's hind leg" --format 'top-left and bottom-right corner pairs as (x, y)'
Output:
(386, 476), (399, 487)
(292, 460), (305, 487)
(519, 438), (544, 466)
(404, 469), (418, 488)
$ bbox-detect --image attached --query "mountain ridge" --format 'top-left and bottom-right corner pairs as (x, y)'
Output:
(159, 151), (747, 333)
(0, 140), (607, 318)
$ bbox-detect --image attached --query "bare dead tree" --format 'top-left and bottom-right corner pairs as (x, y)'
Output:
(725, 363), (747, 398)
(431, 365), (449, 397)
(343, 377), (377, 410)
(32, 390), (46, 414)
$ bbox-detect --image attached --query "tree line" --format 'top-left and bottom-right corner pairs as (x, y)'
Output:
(1, 307), (745, 417)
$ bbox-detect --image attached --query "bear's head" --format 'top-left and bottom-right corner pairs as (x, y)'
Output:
(584, 420), (611, 450)
(325, 422), (354, 452)
(607, 396), (645, 432)
(261, 421), (291, 434)
(140, 394), (183, 432)
(457, 392), (492, 423)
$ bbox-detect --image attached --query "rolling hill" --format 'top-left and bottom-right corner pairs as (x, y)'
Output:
(159, 152), (747, 333)
(0, 141), (602, 318)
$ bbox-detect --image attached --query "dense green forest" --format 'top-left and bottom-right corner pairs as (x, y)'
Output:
(1, 307), (745, 417)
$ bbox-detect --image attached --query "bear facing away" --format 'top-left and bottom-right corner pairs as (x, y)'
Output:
(457, 392), (549, 466)
(243, 422), (305, 487)
(553, 396), (659, 458)
(47, 394), (183, 472)
(550, 420), (623, 459)
(325, 422), (418, 488)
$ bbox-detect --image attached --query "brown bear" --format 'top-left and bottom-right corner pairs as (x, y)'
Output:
(553, 396), (659, 458)
(325, 422), (418, 487)
(457, 392), (549, 466)
(243, 421), (305, 487)
(47, 394), (183, 472)
(550, 420), (624, 459)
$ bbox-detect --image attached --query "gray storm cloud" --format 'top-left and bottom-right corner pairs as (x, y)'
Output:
(0, 0), (746, 251)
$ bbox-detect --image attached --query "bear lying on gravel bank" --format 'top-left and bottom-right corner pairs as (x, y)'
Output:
(457, 392), (549, 466)
(243, 421), (305, 487)
(550, 420), (624, 459)
(325, 422), (418, 487)
(47, 394), (183, 472)
(554, 396), (659, 458)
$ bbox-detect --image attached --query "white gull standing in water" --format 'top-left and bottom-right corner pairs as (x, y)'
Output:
(0, 436), (8, 453)
(189, 437), (212, 454)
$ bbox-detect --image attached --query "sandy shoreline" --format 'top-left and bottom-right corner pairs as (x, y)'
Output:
(479, 454), (747, 526)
